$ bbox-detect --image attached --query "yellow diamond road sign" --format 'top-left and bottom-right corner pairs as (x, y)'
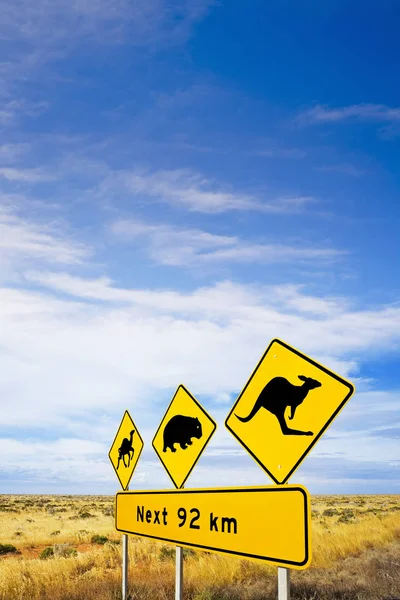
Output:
(109, 410), (144, 490)
(225, 339), (355, 484)
(152, 385), (217, 489)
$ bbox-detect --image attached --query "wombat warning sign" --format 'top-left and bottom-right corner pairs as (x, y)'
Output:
(152, 385), (216, 489)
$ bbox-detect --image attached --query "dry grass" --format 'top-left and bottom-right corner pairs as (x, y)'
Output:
(0, 494), (399, 600)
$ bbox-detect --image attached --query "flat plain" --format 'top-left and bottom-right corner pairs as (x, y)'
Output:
(0, 494), (399, 599)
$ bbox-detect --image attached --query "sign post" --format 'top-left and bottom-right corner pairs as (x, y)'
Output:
(175, 545), (183, 600)
(122, 524), (129, 600)
(109, 411), (144, 600)
(278, 567), (290, 600)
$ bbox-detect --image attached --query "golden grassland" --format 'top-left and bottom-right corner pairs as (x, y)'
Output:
(0, 494), (399, 600)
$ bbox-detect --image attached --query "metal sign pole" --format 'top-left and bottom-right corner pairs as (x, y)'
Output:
(278, 476), (290, 600)
(278, 567), (290, 600)
(175, 481), (184, 600)
(122, 486), (129, 600)
(122, 534), (129, 600)
(175, 545), (183, 600)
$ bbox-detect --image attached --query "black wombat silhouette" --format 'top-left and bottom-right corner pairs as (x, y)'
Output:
(163, 415), (202, 452)
(235, 375), (321, 436)
(117, 430), (135, 469)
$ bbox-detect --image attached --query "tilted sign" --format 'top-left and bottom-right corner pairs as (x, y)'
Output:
(225, 339), (355, 484)
(109, 410), (144, 490)
(115, 485), (311, 569)
(152, 385), (217, 489)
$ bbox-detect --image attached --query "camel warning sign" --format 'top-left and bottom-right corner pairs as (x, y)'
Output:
(109, 410), (144, 490)
(225, 339), (355, 484)
(115, 485), (311, 569)
(152, 385), (217, 489)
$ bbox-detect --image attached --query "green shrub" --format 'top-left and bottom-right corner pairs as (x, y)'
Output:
(0, 543), (18, 555)
(39, 547), (54, 560)
(322, 508), (339, 517)
(159, 545), (196, 561)
(78, 511), (95, 519)
(337, 510), (355, 524)
(159, 545), (175, 561)
(91, 534), (109, 545)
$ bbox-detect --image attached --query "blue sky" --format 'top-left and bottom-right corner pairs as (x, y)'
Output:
(0, 0), (399, 494)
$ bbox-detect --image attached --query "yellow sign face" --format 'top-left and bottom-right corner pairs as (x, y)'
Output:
(226, 339), (355, 484)
(152, 385), (216, 489)
(109, 410), (144, 490)
(115, 485), (311, 569)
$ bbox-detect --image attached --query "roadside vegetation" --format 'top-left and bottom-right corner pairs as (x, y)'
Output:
(0, 494), (399, 599)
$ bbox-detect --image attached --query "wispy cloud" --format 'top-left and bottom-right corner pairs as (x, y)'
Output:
(124, 169), (259, 212)
(26, 274), (349, 321)
(0, 143), (29, 163)
(0, 205), (89, 269)
(107, 169), (318, 214)
(297, 103), (400, 125)
(16, 270), (400, 393)
(0, 0), (215, 48)
(255, 147), (307, 159)
(0, 1), (215, 133)
(0, 167), (55, 182)
(110, 219), (343, 266)
(314, 164), (365, 177)
(0, 99), (48, 127)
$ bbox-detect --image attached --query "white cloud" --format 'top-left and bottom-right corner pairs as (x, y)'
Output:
(0, 143), (28, 162)
(0, 99), (49, 127)
(314, 164), (365, 177)
(109, 169), (318, 214)
(119, 169), (262, 213)
(0, 167), (55, 182)
(297, 103), (400, 125)
(255, 147), (307, 159)
(0, 0), (214, 48)
(2, 262), (400, 489)
(0, 1), (214, 137)
(110, 219), (342, 266)
(0, 437), (114, 485)
(20, 271), (400, 362)
(0, 204), (89, 270)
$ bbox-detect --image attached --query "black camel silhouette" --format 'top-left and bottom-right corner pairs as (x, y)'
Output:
(235, 375), (321, 435)
(117, 430), (135, 469)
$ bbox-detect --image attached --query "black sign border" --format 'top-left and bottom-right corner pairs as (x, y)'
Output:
(152, 385), (217, 489)
(115, 485), (310, 568)
(108, 410), (144, 491)
(225, 338), (355, 484)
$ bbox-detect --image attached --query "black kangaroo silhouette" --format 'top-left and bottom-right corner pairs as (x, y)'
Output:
(117, 430), (135, 469)
(235, 375), (321, 436)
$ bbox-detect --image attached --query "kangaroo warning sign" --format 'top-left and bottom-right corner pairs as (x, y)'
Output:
(225, 339), (355, 484)
(109, 410), (144, 490)
(152, 385), (216, 489)
(115, 485), (311, 569)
